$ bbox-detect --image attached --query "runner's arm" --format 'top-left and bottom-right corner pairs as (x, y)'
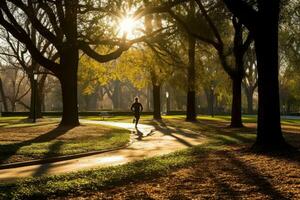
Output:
(140, 103), (143, 112)
(130, 104), (134, 112)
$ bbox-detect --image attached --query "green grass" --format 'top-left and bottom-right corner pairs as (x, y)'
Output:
(0, 115), (298, 199)
(1, 131), (129, 156)
(0, 143), (224, 200)
(0, 117), (258, 199)
(0, 117), (59, 128)
(0, 122), (130, 164)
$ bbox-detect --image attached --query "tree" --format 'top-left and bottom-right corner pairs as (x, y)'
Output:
(0, 66), (9, 112)
(242, 45), (258, 114)
(229, 16), (253, 127)
(185, 1), (197, 121)
(142, 10), (180, 119)
(166, 6), (198, 120)
(0, 25), (53, 118)
(0, 66), (30, 111)
(79, 49), (149, 111)
(197, 45), (230, 116)
(0, 0), (154, 126)
(223, 0), (289, 150)
(167, 0), (252, 126)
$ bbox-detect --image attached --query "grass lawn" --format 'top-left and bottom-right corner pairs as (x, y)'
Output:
(0, 118), (130, 164)
(0, 117), (299, 199)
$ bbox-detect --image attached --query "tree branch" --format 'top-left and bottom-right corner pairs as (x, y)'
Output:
(223, 0), (257, 32)
(6, 0), (61, 48)
(0, 9), (60, 73)
(79, 42), (129, 63)
(168, 9), (220, 48)
(195, 0), (223, 47)
(134, 0), (189, 19)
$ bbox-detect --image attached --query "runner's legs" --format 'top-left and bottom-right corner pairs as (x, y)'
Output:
(135, 114), (140, 127)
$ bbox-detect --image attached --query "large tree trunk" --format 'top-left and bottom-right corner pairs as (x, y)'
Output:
(186, 91), (196, 120)
(230, 76), (243, 127)
(253, 1), (287, 150)
(37, 74), (47, 115)
(153, 84), (161, 120)
(204, 88), (214, 116)
(58, 49), (79, 126)
(57, 0), (79, 126)
(29, 75), (43, 119)
(244, 87), (254, 114)
(0, 77), (8, 112)
(230, 17), (245, 128)
(186, 36), (197, 122)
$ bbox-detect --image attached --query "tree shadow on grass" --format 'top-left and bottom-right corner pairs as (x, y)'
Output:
(0, 126), (75, 164)
(32, 141), (64, 177)
(152, 119), (255, 148)
(81, 119), (298, 199)
(180, 119), (300, 165)
(221, 151), (290, 199)
(95, 147), (292, 200)
(151, 120), (195, 147)
(177, 150), (293, 200)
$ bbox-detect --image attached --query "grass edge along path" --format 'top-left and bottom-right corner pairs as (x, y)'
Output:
(0, 122), (130, 165)
(0, 143), (218, 200)
(0, 119), (238, 200)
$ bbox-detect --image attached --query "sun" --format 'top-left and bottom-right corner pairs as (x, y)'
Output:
(119, 17), (137, 39)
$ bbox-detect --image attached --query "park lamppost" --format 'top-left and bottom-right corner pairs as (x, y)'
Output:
(32, 73), (38, 123)
(166, 91), (170, 114)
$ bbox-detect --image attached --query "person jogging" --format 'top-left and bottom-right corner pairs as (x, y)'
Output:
(130, 97), (143, 128)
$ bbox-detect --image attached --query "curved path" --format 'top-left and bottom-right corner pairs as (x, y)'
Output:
(0, 120), (205, 182)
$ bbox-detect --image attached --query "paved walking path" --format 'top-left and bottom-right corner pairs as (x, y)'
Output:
(0, 120), (205, 182)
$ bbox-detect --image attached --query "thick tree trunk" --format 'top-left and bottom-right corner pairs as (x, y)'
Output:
(186, 91), (196, 120)
(186, 36), (197, 122)
(204, 88), (214, 117)
(37, 74), (47, 115)
(153, 84), (161, 120)
(230, 16), (248, 128)
(253, 1), (287, 150)
(58, 49), (79, 126)
(29, 76), (42, 119)
(230, 77), (243, 127)
(0, 77), (8, 112)
(246, 88), (254, 114)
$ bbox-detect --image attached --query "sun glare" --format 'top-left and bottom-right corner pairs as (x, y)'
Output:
(119, 17), (137, 39)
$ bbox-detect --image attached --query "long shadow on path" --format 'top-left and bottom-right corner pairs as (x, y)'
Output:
(151, 120), (201, 147)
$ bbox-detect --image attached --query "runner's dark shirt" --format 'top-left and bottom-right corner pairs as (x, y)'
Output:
(131, 102), (143, 115)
